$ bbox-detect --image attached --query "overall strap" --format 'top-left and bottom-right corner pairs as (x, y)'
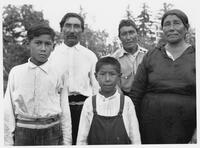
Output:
(118, 94), (125, 116)
(92, 95), (97, 115)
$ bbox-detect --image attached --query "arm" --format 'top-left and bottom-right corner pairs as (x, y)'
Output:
(126, 97), (141, 144)
(76, 98), (92, 145)
(4, 69), (16, 146)
(60, 74), (72, 145)
(128, 54), (149, 118)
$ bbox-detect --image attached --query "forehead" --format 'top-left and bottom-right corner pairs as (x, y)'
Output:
(31, 34), (53, 42)
(120, 25), (137, 33)
(99, 64), (118, 72)
(163, 15), (182, 23)
(64, 17), (81, 24)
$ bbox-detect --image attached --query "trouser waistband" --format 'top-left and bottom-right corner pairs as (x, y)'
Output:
(69, 94), (88, 103)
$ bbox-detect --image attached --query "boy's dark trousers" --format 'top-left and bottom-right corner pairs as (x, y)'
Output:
(69, 94), (88, 145)
(14, 123), (63, 145)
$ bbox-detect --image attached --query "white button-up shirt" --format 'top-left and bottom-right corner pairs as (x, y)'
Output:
(76, 90), (141, 144)
(4, 59), (72, 145)
(49, 43), (99, 97)
(112, 45), (147, 92)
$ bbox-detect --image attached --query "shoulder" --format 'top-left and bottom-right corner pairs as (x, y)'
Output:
(138, 46), (148, 54)
(112, 48), (124, 59)
(123, 95), (136, 112)
(124, 95), (134, 105)
(142, 46), (161, 59)
(10, 63), (28, 74)
(79, 44), (98, 61)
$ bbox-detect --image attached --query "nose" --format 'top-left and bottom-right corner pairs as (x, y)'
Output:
(105, 73), (111, 81)
(126, 33), (131, 40)
(69, 25), (75, 32)
(40, 44), (46, 51)
(168, 24), (175, 31)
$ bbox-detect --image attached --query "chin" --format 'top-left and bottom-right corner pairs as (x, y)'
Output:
(66, 40), (78, 47)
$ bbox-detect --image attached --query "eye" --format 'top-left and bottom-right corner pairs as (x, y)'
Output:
(35, 41), (42, 45)
(45, 41), (53, 46)
(163, 21), (170, 27)
(129, 30), (136, 35)
(173, 20), (181, 25)
(74, 24), (81, 29)
(64, 23), (71, 28)
(120, 32), (127, 37)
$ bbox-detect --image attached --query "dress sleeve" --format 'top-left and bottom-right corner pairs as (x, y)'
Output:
(76, 98), (93, 145)
(128, 53), (149, 105)
(4, 69), (16, 146)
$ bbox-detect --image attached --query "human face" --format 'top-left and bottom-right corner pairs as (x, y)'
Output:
(29, 34), (54, 66)
(162, 15), (187, 44)
(119, 26), (138, 53)
(62, 17), (83, 47)
(96, 64), (120, 97)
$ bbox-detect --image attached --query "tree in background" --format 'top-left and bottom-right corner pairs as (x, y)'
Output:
(137, 3), (154, 38)
(125, 4), (136, 21)
(156, 2), (173, 46)
(78, 6), (111, 58)
(3, 4), (49, 91)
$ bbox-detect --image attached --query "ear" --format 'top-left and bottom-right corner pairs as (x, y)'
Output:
(94, 72), (98, 79)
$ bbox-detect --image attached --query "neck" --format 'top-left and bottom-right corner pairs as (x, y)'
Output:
(30, 58), (46, 66)
(165, 40), (190, 54)
(99, 89), (116, 98)
(64, 41), (78, 47)
(125, 44), (138, 54)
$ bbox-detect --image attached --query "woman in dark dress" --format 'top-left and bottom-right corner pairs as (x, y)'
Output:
(128, 9), (196, 144)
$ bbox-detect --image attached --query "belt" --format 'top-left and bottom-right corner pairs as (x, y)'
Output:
(69, 94), (88, 105)
(16, 115), (60, 129)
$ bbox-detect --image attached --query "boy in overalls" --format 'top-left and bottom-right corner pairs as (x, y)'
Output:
(4, 24), (72, 145)
(76, 56), (141, 144)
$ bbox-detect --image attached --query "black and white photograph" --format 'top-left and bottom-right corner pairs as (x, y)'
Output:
(0, 0), (198, 147)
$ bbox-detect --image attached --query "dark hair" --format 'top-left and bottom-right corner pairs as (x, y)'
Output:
(27, 24), (55, 41)
(95, 56), (121, 74)
(161, 9), (189, 30)
(118, 19), (138, 37)
(60, 12), (84, 31)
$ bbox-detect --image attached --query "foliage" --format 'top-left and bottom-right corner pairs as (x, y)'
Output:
(137, 3), (154, 38)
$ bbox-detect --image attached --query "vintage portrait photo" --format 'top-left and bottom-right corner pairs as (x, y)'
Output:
(1, 0), (198, 147)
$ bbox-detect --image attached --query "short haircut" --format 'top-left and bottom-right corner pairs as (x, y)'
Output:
(27, 24), (55, 41)
(118, 19), (138, 37)
(59, 12), (84, 31)
(95, 56), (121, 74)
(161, 9), (189, 30)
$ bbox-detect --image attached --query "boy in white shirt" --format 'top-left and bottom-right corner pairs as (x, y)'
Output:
(77, 56), (141, 144)
(4, 24), (72, 145)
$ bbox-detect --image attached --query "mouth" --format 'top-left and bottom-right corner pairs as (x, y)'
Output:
(167, 34), (178, 37)
(39, 54), (47, 58)
(67, 35), (77, 39)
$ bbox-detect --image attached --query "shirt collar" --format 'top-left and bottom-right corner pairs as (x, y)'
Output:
(28, 58), (50, 74)
(97, 89), (119, 101)
(62, 42), (81, 51)
(117, 44), (143, 58)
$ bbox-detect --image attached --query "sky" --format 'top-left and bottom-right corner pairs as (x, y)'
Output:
(1, 0), (198, 41)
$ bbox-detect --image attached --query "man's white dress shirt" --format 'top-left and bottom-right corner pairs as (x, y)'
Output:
(49, 42), (99, 97)
(4, 59), (72, 145)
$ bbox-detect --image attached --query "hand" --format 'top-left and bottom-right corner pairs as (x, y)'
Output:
(189, 129), (197, 144)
